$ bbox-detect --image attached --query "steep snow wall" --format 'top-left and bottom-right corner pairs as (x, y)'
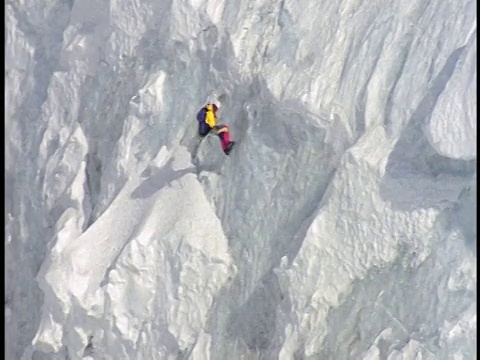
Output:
(5, 0), (476, 359)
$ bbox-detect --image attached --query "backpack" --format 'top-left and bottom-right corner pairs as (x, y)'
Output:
(196, 107), (207, 123)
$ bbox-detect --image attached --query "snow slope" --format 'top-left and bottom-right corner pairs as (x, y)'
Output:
(5, 0), (476, 359)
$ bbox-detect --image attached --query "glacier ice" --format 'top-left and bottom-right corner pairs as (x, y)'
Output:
(5, 0), (476, 359)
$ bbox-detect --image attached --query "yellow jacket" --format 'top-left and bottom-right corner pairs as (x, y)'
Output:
(205, 104), (217, 128)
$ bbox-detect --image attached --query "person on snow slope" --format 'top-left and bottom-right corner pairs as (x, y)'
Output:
(196, 103), (235, 155)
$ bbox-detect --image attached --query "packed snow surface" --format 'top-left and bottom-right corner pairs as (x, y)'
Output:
(5, 0), (476, 359)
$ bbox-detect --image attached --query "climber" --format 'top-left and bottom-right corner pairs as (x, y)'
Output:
(196, 103), (236, 155)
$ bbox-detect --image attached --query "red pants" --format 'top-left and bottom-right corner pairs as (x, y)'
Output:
(216, 125), (231, 150)
(219, 131), (231, 150)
